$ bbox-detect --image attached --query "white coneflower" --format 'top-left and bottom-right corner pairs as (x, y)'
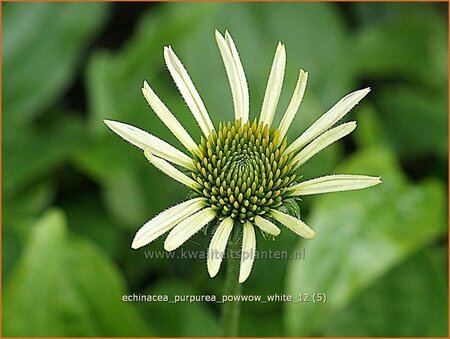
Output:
(104, 30), (381, 283)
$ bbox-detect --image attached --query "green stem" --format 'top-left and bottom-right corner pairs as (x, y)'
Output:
(221, 232), (243, 337)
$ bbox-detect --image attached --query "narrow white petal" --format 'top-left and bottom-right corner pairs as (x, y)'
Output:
(144, 150), (200, 190)
(293, 122), (357, 168)
(288, 174), (382, 196)
(164, 46), (215, 136)
(131, 198), (206, 249)
(207, 217), (234, 278)
(164, 208), (216, 251)
(254, 216), (281, 236)
(215, 31), (241, 120)
(104, 120), (195, 170)
(286, 88), (370, 154)
(239, 221), (256, 283)
(142, 81), (198, 152)
(225, 31), (249, 122)
(259, 42), (286, 128)
(216, 30), (250, 122)
(278, 69), (308, 141)
(271, 210), (315, 239)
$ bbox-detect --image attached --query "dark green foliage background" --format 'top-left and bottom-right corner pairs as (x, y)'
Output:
(2, 2), (448, 337)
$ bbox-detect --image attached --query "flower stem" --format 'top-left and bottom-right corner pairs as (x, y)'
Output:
(221, 232), (243, 337)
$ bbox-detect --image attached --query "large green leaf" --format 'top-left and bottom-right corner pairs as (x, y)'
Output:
(3, 209), (151, 336)
(323, 248), (447, 337)
(2, 2), (109, 126)
(285, 147), (447, 336)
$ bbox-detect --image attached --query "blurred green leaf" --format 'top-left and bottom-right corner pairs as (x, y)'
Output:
(351, 3), (440, 27)
(3, 114), (86, 199)
(376, 86), (447, 160)
(63, 193), (124, 259)
(323, 248), (447, 337)
(3, 209), (152, 336)
(2, 182), (55, 282)
(354, 8), (447, 88)
(4, 181), (55, 221)
(285, 147), (447, 336)
(135, 280), (220, 337)
(353, 105), (389, 150)
(2, 229), (22, 285)
(3, 2), (109, 126)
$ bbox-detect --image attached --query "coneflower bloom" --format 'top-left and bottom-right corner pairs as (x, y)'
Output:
(104, 30), (381, 283)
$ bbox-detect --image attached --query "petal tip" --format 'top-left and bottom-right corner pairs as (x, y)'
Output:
(163, 45), (171, 55)
(103, 119), (121, 130)
(361, 87), (371, 95)
(207, 263), (219, 278)
(238, 275), (248, 284)
(224, 30), (233, 42)
(164, 240), (175, 252)
(131, 238), (143, 249)
(305, 230), (316, 240)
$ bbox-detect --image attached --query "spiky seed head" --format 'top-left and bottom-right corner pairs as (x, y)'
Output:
(191, 119), (297, 224)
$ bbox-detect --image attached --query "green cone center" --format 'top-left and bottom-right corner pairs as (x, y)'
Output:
(191, 119), (297, 223)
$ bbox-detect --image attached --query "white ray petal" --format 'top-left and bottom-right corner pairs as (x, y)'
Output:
(288, 175), (382, 196)
(259, 42), (286, 128)
(144, 150), (200, 190)
(225, 31), (249, 122)
(254, 216), (281, 236)
(164, 208), (216, 251)
(293, 122), (357, 168)
(142, 81), (198, 152)
(131, 198), (206, 249)
(104, 120), (195, 170)
(164, 46), (214, 137)
(278, 69), (308, 141)
(207, 217), (234, 278)
(286, 88), (370, 154)
(239, 221), (256, 283)
(271, 210), (315, 239)
(215, 30), (249, 123)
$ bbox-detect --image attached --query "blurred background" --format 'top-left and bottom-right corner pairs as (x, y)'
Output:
(2, 2), (448, 337)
